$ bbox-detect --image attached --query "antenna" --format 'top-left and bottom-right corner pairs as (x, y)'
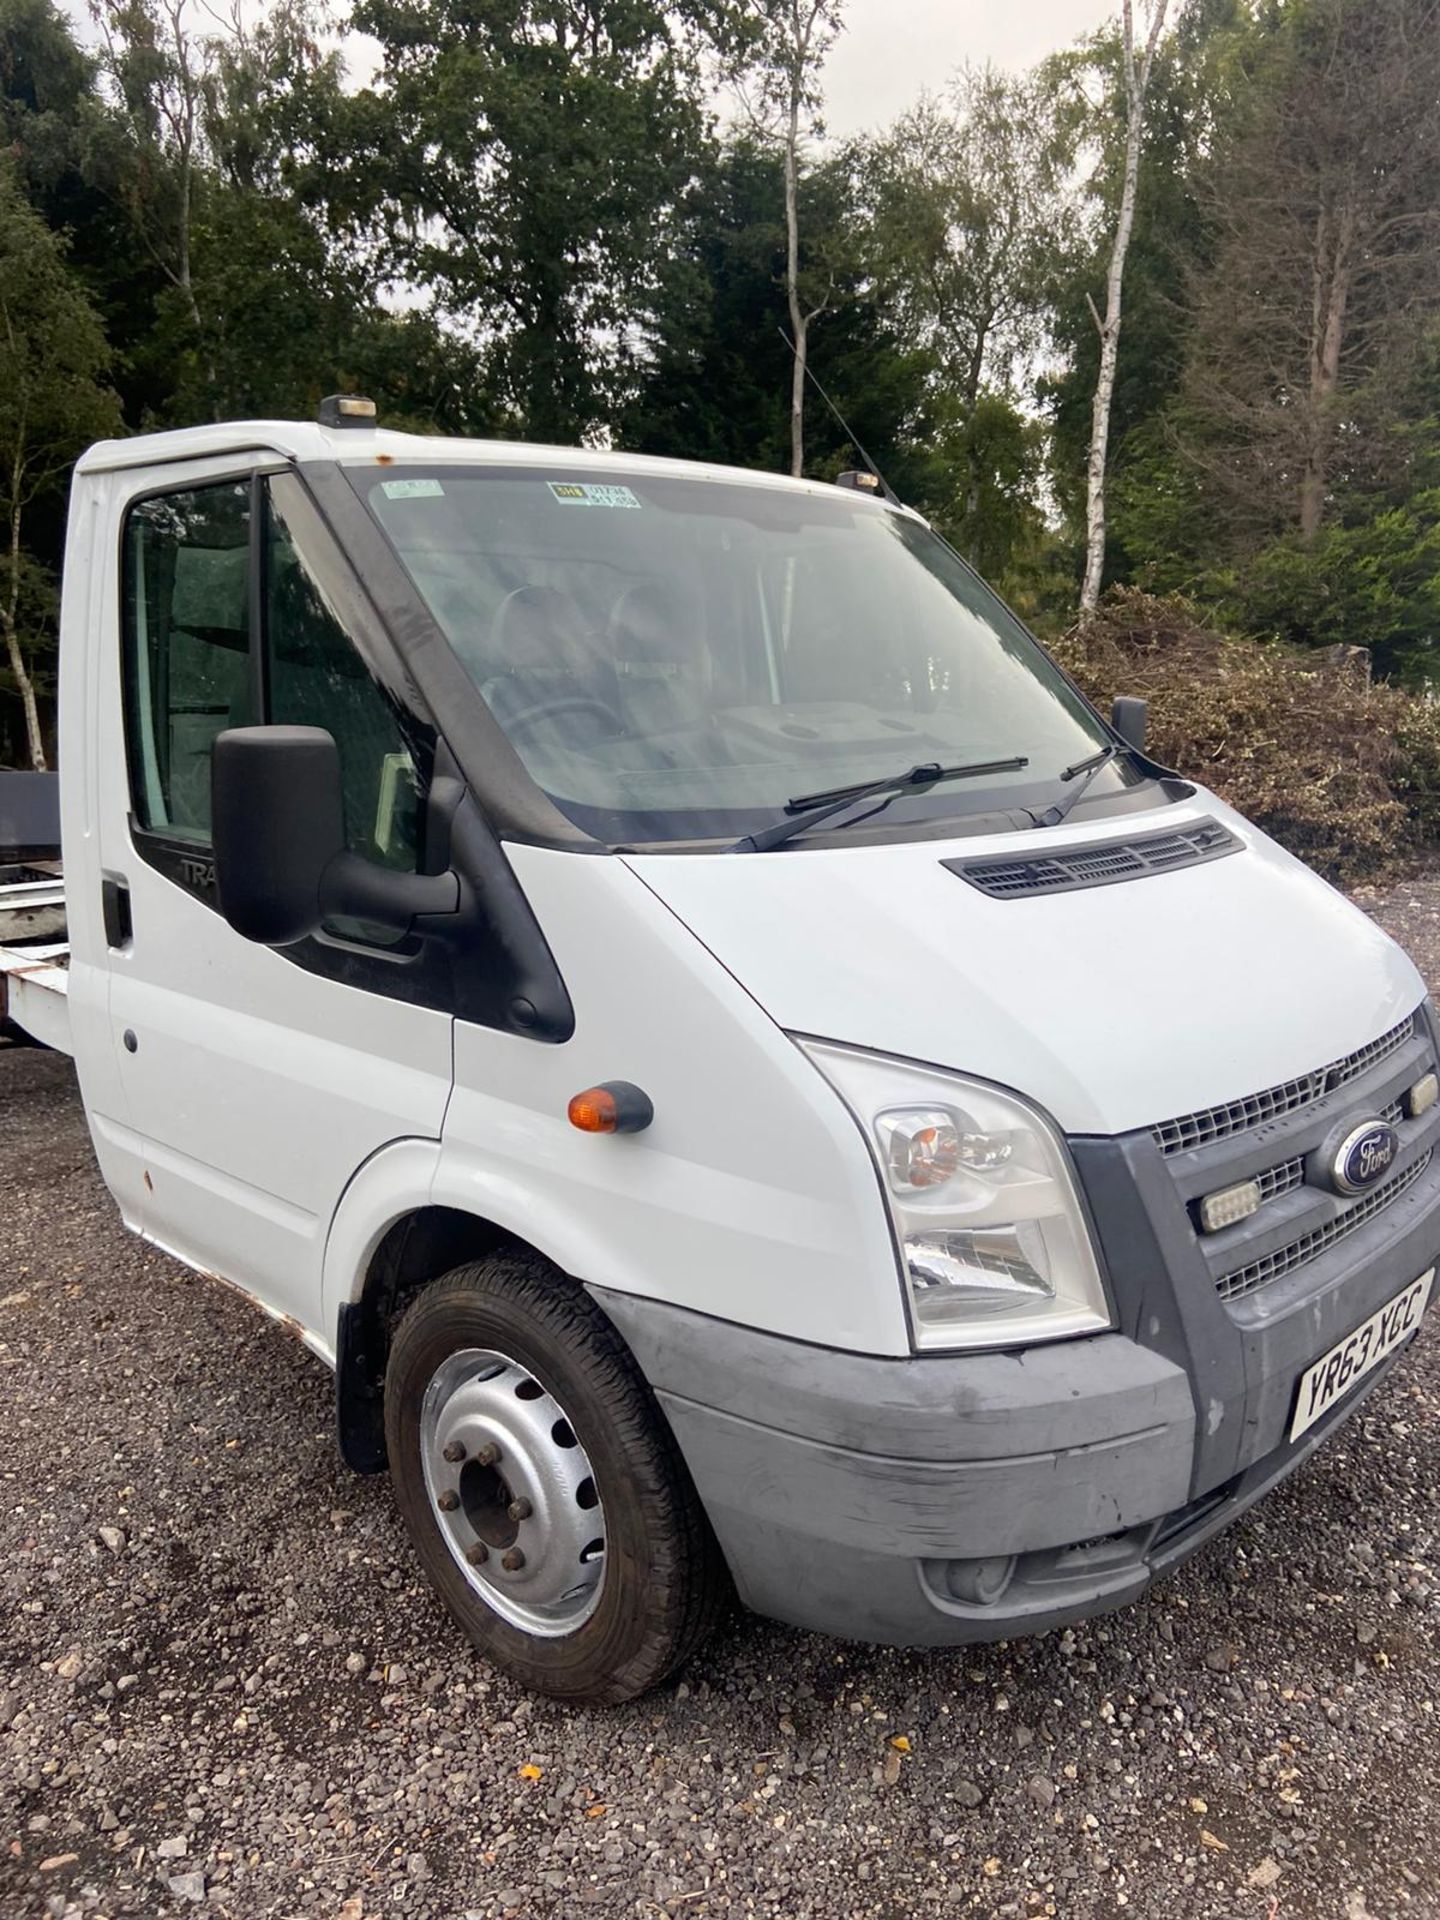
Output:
(777, 327), (900, 504)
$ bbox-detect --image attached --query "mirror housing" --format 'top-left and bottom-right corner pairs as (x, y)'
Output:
(1111, 695), (1148, 753)
(212, 725), (459, 945)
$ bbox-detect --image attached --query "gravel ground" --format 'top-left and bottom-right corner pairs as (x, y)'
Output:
(5, 879), (1440, 1920)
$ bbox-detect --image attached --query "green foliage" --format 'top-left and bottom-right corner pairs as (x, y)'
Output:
(855, 68), (1069, 407)
(1055, 590), (1440, 883)
(1214, 500), (1440, 685)
(0, 164), (120, 763)
(1038, 0), (1247, 556)
(348, 0), (719, 441)
(0, 0), (1437, 852)
(925, 391), (1050, 594)
(623, 142), (934, 483)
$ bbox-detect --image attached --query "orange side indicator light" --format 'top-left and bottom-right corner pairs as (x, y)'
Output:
(567, 1081), (654, 1134)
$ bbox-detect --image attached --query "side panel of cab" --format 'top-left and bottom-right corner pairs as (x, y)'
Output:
(438, 846), (909, 1356)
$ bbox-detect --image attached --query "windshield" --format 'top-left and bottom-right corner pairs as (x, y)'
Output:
(360, 464), (1126, 846)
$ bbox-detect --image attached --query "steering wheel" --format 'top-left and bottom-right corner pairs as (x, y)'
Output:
(496, 692), (628, 741)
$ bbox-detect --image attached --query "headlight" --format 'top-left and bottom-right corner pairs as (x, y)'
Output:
(798, 1039), (1112, 1352)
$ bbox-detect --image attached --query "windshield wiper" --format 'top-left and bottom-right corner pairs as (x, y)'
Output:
(725, 757), (1030, 854)
(1029, 742), (1133, 829)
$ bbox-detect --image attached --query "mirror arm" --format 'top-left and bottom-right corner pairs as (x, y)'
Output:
(318, 851), (461, 933)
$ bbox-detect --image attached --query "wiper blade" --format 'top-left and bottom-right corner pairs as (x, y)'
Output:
(1029, 742), (1128, 829)
(725, 757), (1030, 854)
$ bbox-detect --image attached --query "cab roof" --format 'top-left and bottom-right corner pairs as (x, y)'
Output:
(74, 418), (893, 510)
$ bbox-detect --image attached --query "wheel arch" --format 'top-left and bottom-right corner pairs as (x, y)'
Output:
(335, 1199), (597, 1473)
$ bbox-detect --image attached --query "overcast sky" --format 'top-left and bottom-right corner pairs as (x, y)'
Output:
(60, 0), (1120, 127)
(821, 0), (1118, 136)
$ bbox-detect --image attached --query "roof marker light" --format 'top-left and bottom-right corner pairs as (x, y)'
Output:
(318, 393), (377, 428)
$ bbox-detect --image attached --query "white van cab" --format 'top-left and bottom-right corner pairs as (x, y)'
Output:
(13, 399), (1438, 1701)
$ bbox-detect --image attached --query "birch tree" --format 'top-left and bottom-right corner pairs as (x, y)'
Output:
(736, 0), (843, 476)
(89, 0), (213, 339)
(861, 71), (1066, 413)
(1079, 0), (1169, 617)
(0, 171), (119, 769)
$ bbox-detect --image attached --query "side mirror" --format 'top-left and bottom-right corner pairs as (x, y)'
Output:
(1111, 696), (1148, 753)
(212, 725), (459, 946)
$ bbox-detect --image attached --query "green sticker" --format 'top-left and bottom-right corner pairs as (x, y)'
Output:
(380, 478), (445, 499)
(548, 481), (641, 509)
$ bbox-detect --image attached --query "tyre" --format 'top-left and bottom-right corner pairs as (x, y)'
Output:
(384, 1251), (727, 1703)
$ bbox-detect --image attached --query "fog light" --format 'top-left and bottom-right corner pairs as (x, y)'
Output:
(1198, 1177), (1262, 1234)
(1407, 1072), (1439, 1120)
(940, 1554), (1016, 1606)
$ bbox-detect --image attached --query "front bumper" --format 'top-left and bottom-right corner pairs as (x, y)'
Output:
(590, 1165), (1440, 1645)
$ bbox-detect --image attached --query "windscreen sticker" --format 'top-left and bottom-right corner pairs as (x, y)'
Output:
(548, 481), (641, 509)
(380, 478), (446, 499)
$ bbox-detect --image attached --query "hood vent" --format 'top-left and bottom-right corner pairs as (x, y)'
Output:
(945, 819), (1242, 901)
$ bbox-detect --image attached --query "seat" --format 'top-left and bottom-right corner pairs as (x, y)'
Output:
(606, 581), (706, 739)
(481, 585), (623, 747)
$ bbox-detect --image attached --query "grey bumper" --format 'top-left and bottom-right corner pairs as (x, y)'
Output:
(591, 1226), (1437, 1647)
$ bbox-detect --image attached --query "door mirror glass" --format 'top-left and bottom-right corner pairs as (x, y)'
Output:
(1111, 695), (1148, 753)
(212, 723), (463, 947)
(212, 725), (346, 945)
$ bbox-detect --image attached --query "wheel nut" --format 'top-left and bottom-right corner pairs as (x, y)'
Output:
(507, 1497), (533, 1522)
(467, 1541), (489, 1566)
(442, 1440), (466, 1464)
(474, 1442), (501, 1467)
(500, 1547), (526, 1572)
(437, 1490), (459, 1512)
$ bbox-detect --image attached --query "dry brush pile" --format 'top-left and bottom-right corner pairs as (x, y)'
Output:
(1051, 590), (1440, 885)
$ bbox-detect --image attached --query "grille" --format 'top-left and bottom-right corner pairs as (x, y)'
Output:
(947, 820), (1241, 900)
(1256, 1157), (1305, 1205)
(1153, 1015), (1419, 1156)
(1216, 1151), (1432, 1302)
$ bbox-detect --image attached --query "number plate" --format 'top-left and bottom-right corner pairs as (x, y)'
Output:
(1290, 1268), (1433, 1441)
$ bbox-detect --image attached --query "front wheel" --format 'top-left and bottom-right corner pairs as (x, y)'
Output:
(384, 1252), (726, 1702)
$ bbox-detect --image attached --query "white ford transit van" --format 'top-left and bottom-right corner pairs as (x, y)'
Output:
(15, 403), (1437, 1701)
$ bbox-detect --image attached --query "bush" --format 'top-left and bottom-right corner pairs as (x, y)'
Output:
(1217, 494), (1440, 687)
(1051, 589), (1440, 885)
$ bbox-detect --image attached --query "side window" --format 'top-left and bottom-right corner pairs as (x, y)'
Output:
(264, 483), (421, 875)
(122, 483), (254, 841)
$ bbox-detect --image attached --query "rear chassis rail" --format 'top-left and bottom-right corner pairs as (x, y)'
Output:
(0, 866), (71, 1055)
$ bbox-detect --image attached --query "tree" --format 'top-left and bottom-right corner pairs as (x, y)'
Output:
(1076, 0), (1170, 616)
(625, 137), (939, 491)
(733, 0), (842, 475)
(89, 0), (212, 340)
(348, 0), (725, 442)
(859, 69), (1065, 412)
(856, 67), (1068, 539)
(1175, 0), (1440, 549)
(1039, 0), (1244, 573)
(0, 168), (119, 767)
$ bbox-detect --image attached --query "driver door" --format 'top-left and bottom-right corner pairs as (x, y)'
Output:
(97, 459), (453, 1339)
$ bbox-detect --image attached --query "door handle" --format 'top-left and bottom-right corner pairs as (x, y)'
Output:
(102, 876), (133, 949)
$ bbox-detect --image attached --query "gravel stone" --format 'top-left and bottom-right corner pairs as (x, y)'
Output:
(3, 874), (1440, 1918)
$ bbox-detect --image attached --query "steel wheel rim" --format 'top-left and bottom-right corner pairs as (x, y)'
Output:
(419, 1346), (606, 1637)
